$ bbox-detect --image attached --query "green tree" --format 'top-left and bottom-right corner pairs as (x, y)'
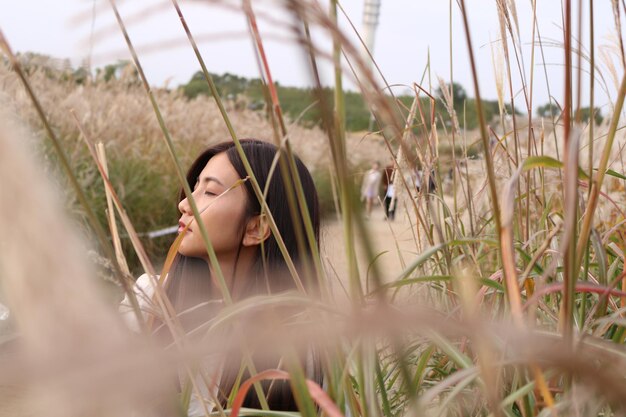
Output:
(576, 106), (604, 125)
(182, 71), (253, 100)
(536, 102), (561, 119)
(71, 67), (90, 85)
(436, 82), (468, 111)
(95, 60), (138, 83)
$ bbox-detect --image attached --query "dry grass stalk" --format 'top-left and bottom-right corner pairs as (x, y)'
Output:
(0, 113), (173, 417)
(96, 141), (131, 276)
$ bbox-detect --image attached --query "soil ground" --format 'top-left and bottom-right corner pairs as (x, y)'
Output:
(321, 200), (426, 298)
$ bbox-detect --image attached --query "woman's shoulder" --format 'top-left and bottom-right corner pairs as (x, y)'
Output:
(134, 273), (156, 293)
(119, 273), (161, 332)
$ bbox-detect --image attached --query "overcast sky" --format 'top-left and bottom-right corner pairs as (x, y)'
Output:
(1, 0), (620, 113)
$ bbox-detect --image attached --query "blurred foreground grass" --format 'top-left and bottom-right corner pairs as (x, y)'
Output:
(2, 1), (626, 416)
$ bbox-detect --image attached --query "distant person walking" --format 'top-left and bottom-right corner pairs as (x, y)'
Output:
(382, 162), (395, 220)
(384, 183), (395, 220)
(361, 161), (382, 218)
(423, 168), (437, 194)
(415, 167), (437, 194)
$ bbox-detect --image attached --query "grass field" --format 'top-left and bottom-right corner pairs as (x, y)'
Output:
(2, 1), (626, 417)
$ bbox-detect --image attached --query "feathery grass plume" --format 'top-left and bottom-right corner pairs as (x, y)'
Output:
(96, 142), (131, 277)
(437, 76), (462, 140)
(577, 74), (626, 264)
(0, 112), (174, 417)
(241, 0), (324, 296)
(599, 35), (622, 93)
(610, 0), (626, 69)
(490, 36), (506, 117)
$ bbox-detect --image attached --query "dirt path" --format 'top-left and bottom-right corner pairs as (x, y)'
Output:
(320, 201), (427, 296)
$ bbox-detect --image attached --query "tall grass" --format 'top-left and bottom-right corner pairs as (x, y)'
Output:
(2, 1), (626, 417)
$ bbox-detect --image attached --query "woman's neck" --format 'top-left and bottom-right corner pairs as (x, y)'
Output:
(206, 246), (257, 300)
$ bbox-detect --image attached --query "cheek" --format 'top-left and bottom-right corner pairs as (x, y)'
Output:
(176, 189), (250, 259)
(177, 231), (207, 258)
(204, 208), (247, 251)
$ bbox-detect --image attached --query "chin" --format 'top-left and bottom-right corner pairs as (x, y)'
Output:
(177, 246), (207, 260)
(176, 245), (192, 257)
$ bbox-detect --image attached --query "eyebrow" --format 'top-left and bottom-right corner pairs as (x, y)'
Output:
(199, 176), (224, 186)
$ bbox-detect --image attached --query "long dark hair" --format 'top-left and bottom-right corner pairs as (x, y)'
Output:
(165, 139), (321, 411)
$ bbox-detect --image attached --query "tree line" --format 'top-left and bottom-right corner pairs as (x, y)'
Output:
(181, 72), (604, 131)
(7, 53), (603, 131)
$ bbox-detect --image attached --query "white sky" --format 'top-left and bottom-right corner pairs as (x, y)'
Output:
(1, 0), (621, 114)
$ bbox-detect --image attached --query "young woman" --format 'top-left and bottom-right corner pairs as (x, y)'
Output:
(122, 139), (322, 415)
(360, 161), (382, 218)
(171, 138), (319, 304)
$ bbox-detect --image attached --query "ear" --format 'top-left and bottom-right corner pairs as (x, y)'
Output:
(242, 214), (271, 247)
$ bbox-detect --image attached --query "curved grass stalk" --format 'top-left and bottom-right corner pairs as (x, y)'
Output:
(499, 165), (524, 325)
(526, 0), (539, 247)
(71, 110), (219, 417)
(326, 0), (373, 302)
(229, 369), (343, 417)
(0, 30), (138, 316)
(71, 113), (178, 325)
(219, 408), (299, 417)
(106, 0), (232, 305)
(560, 0), (579, 347)
(374, 358), (392, 417)
(106, 3), (283, 414)
(72, 112), (157, 278)
(499, 368), (557, 414)
(495, 1), (523, 243)
(588, 0), (596, 181)
(533, 8), (563, 188)
(582, 0), (597, 323)
(433, 371), (480, 417)
(0, 30), (167, 345)
(576, 72), (626, 263)
(95, 143), (132, 276)
(350, 90), (441, 280)
(417, 366), (479, 408)
(164, 6), (328, 410)
(167, 0), (309, 296)
(456, 0), (502, 243)
(242, 0), (324, 296)
(296, 16), (363, 301)
(499, 158), (557, 413)
(290, 0), (427, 300)
(323, 0), (365, 302)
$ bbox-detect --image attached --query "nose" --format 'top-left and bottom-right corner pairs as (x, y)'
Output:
(178, 196), (192, 215)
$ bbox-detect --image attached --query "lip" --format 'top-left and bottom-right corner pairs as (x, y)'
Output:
(178, 220), (190, 234)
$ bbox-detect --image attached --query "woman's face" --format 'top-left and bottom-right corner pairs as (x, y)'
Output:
(177, 152), (250, 261)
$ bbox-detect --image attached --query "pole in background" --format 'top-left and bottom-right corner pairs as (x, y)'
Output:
(362, 0), (381, 59)
(362, 0), (381, 132)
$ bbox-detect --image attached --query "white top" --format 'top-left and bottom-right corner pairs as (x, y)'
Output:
(361, 169), (382, 198)
(119, 274), (219, 417)
(385, 184), (394, 198)
(119, 273), (157, 332)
